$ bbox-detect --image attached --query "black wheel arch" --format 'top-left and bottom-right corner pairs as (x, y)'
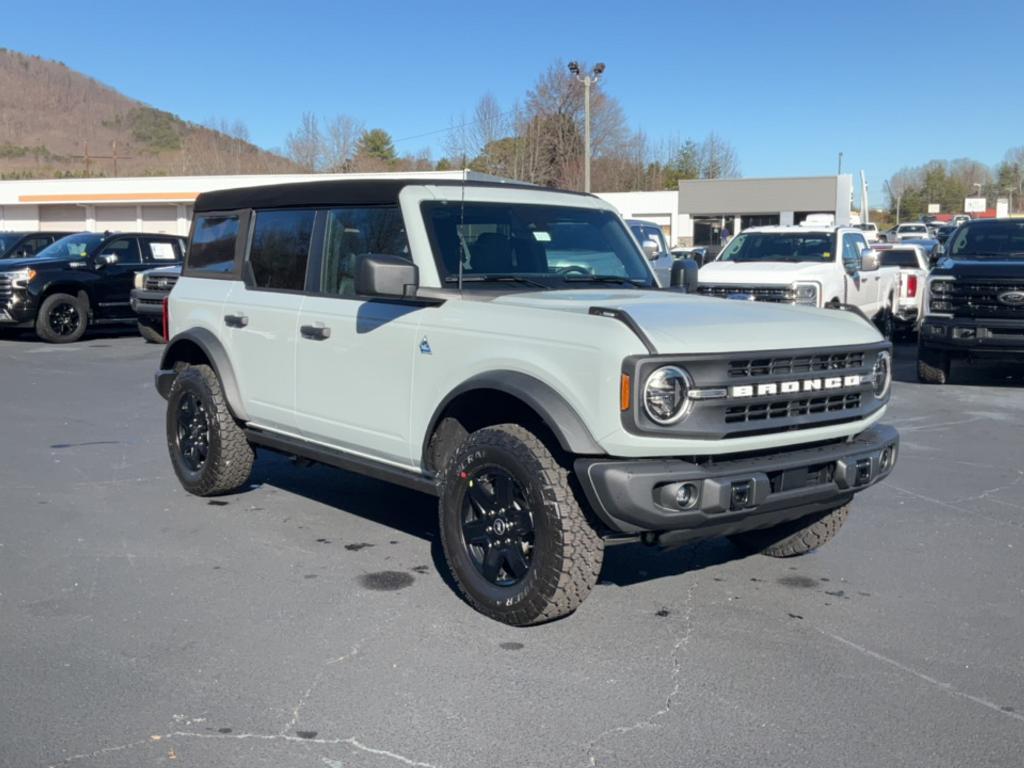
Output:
(159, 328), (249, 421)
(37, 281), (93, 314)
(422, 371), (605, 472)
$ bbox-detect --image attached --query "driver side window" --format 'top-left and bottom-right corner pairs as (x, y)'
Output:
(841, 234), (862, 273)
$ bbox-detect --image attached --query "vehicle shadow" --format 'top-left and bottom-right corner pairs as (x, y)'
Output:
(892, 340), (1024, 387)
(250, 451), (748, 592)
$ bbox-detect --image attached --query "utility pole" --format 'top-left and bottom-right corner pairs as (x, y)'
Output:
(568, 61), (605, 193)
(69, 140), (131, 176)
(837, 151), (843, 175)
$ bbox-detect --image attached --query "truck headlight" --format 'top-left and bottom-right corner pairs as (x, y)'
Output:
(792, 282), (820, 307)
(8, 267), (37, 288)
(872, 351), (892, 399)
(643, 366), (693, 424)
(927, 277), (954, 315)
(134, 272), (146, 290)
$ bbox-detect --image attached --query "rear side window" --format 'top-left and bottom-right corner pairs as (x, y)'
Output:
(188, 215), (239, 274)
(248, 209), (315, 291)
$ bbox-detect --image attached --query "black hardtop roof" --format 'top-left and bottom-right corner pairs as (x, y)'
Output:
(193, 177), (587, 213)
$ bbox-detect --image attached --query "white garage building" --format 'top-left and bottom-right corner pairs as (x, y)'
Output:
(0, 171), (496, 236)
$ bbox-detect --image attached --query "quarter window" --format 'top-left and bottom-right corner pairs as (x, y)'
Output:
(188, 215), (239, 273)
(320, 207), (408, 297)
(248, 209), (315, 291)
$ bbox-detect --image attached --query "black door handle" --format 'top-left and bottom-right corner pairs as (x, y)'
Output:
(224, 314), (249, 328)
(300, 324), (331, 340)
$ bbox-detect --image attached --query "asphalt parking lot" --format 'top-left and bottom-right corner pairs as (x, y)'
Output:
(1, 330), (1022, 768)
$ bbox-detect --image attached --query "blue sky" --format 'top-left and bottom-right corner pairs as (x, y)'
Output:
(3, 0), (1022, 203)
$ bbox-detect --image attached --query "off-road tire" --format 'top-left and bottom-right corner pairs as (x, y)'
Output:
(876, 307), (895, 340)
(35, 292), (88, 343)
(917, 348), (950, 384)
(729, 504), (849, 557)
(439, 424), (604, 626)
(137, 320), (165, 344)
(166, 364), (253, 496)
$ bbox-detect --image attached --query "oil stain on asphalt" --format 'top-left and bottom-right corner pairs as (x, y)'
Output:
(777, 575), (818, 589)
(359, 571), (414, 591)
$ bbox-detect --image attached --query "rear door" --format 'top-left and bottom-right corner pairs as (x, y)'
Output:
(93, 236), (144, 317)
(293, 205), (421, 466)
(220, 209), (314, 433)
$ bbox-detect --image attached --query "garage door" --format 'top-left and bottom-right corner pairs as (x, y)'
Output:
(39, 204), (86, 231)
(95, 206), (139, 233)
(141, 206), (179, 234)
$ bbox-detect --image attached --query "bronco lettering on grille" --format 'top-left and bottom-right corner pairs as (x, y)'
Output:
(730, 375), (862, 398)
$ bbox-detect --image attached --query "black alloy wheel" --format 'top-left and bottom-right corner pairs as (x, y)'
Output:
(48, 301), (81, 337)
(175, 391), (211, 472)
(460, 468), (535, 586)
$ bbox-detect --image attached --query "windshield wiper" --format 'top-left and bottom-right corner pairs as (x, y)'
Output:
(561, 275), (646, 287)
(444, 275), (551, 290)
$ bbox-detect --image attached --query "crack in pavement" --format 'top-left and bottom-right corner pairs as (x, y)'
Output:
(819, 630), (1024, 725)
(279, 645), (360, 737)
(582, 581), (699, 767)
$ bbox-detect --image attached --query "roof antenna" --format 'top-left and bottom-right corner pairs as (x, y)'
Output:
(457, 159), (467, 294)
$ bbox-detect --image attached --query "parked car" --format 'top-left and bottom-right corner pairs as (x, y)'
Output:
(871, 243), (930, 332)
(626, 219), (674, 284)
(131, 264), (181, 343)
(0, 231), (185, 342)
(156, 177), (897, 626)
(671, 246), (712, 266)
(855, 223), (880, 242)
(0, 231), (73, 259)
(951, 214), (971, 227)
(697, 225), (901, 337)
(893, 223), (930, 242)
(899, 237), (942, 266)
(918, 218), (1024, 384)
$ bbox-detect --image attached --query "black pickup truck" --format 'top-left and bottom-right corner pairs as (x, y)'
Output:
(918, 218), (1024, 383)
(0, 231), (184, 343)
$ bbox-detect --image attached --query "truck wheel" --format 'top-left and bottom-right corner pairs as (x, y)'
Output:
(875, 308), (895, 340)
(36, 292), (88, 343)
(730, 504), (849, 557)
(166, 364), (254, 496)
(137, 320), (166, 344)
(439, 424), (604, 626)
(917, 348), (950, 384)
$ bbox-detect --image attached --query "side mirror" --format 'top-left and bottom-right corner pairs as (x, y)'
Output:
(860, 250), (880, 272)
(96, 253), (118, 268)
(354, 253), (419, 299)
(642, 240), (660, 260)
(669, 258), (699, 293)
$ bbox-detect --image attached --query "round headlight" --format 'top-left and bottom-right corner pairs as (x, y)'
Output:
(643, 366), (692, 424)
(872, 351), (891, 399)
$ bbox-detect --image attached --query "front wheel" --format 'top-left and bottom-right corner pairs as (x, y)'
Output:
(439, 424), (604, 626)
(730, 504), (849, 557)
(166, 364), (254, 496)
(36, 292), (88, 343)
(917, 347), (950, 384)
(137, 320), (165, 344)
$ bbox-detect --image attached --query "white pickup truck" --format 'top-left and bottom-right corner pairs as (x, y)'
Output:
(698, 226), (901, 337)
(871, 243), (930, 332)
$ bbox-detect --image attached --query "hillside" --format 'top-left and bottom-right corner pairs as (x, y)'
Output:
(0, 49), (298, 178)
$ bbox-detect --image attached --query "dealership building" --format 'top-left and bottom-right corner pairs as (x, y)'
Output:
(599, 174), (856, 247)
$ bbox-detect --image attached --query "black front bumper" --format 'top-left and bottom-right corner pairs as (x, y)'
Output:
(575, 424), (898, 543)
(0, 292), (38, 326)
(920, 317), (1024, 359)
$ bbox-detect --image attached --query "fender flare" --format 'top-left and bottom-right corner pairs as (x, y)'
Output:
(422, 371), (605, 462)
(158, 327), (249, 421)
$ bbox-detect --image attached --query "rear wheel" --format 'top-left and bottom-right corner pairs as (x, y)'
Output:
(439, 424), (604, 626)
(36, 292), (87, 343)
(166, 364), (254, 496)
(730, 504), (849, 557)
(875, 307), (895, 340)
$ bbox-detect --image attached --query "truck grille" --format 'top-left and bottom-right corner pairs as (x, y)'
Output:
(725, 393), (862, 424)
(144, 273), (179, 292)
(0, 274), (11, 303)
(728, 351), (865, 378)
(944, 280), (1024, 319)
(697, 284), (795, 302)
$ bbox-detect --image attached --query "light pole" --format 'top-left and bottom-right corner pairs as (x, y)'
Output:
(568, 61), (605, 193)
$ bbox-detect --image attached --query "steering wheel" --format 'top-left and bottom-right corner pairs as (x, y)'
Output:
(557, 265), (591, 276)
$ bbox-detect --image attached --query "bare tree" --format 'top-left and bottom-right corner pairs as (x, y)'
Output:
(699, 132), (740, 179)
(286, 112), (322, 171)
(322, 114), (363, 172)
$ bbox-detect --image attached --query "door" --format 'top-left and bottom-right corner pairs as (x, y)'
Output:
(841, 232), (876, 309)
(294, 205), (421, 467)
(93, 236), (145, 317)
(221, 209), (315, 433)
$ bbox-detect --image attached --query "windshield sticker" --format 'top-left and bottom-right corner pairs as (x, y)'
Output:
(822, 251), (833, 259)
(532, 231), (552, 242)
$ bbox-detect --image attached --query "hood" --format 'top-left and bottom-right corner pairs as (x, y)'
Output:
(932, 257), (1024, 278)
(145, 264), (182, 276)
(699, 260), (830, 284)
(491, 289), (882, 354)
(0, 255), (80, 271)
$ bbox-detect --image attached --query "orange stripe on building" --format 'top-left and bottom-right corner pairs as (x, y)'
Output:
(18, 192), (199, 203)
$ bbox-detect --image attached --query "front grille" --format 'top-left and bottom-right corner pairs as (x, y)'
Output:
(725, 393), (862, 424)
(0, 274), (12, 302)
(940, 280), (1024, 319)
(728, 351), (865, 378)
(698, 284), (795, 303)
(144, 273), (179, 292)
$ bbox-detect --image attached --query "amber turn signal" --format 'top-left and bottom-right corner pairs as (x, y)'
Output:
(620, 373), (631, 411)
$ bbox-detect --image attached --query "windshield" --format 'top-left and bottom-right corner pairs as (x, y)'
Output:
(948, 221), (1024, 259)
(423, 202), (655, 288)
(35, 233), (103, 260)
(717, 232), (835, 263)
(878, 249), (921, 268)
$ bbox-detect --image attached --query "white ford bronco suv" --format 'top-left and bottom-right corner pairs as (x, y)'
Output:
(156, 178), (898, 626)
(698, 225), (901, 338)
